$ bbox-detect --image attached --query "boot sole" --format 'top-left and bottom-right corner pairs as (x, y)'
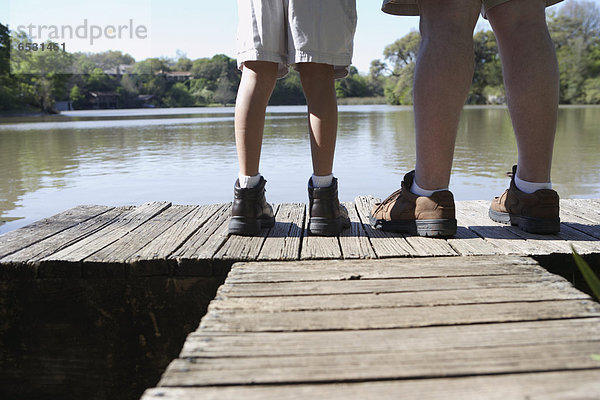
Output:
(488, 209), (560, 234)
(369, 216), (457, 238)
(309, 216), (351, 236)
(229, 216), (275, 236)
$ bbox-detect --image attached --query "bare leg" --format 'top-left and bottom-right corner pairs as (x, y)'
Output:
(487, 0), (559, 183)
(234, 61), (279, 177)
(413, 0), (481, 190)
(297, 62), (338, 177)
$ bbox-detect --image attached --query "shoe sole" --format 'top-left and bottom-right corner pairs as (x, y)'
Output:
(309, 216), (351, 236)
(488, 209), (560, 234)
(229, 216), (275, 236)
(369, 216), (457, 238)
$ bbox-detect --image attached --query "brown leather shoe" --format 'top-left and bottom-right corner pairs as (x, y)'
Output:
(308, 177), (351, 236)
(489, 165), (560, 234)
(369, 170), (457, 237)
(229, 177), (275, 236)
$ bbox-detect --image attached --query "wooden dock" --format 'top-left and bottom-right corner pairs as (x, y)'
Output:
(1, 198), (600, 275)
(142, 256), (600, 399)
(1, 197), (600, 399)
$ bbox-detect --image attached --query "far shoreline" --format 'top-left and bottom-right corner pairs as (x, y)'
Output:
(2, 102), (599, 121)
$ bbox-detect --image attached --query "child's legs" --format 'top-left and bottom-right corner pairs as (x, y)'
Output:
(235, 61), (279, 177)
(297, 62), (338, 177)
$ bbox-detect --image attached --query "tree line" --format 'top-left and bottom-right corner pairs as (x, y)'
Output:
(1, 0), (598, 113)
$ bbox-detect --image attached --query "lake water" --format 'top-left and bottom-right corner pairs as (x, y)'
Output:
(1, 105), (599, 234)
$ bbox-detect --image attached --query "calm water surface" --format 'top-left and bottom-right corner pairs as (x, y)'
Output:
(1, 105), (599, 234)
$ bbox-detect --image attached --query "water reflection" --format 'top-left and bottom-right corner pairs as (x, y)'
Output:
(1, 105), (599, 234)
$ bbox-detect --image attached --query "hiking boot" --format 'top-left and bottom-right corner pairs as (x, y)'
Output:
(489, 165), (560, 234)
(229, 176), (275, 236)
(308, 177), (351, 236)
(369, 170), (457, 237)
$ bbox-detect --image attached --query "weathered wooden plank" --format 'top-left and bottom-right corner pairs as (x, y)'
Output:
(446, 226), (502, 256)
(467, 200), (596, 255)
(338, 202), (377, 259)
(224, 256), (545, 283)
(183, 318), (600, 357)
(300, 206), (341, 260)
(143, 370), (600, 400)
(544, 224), (600, 255)
(0, 205), (113, 259)
(257, 203), (304, 261)
(403, 235), (457, 256)
(216, 274), (566, 297)
(455, 201), (532, 254)
(129, 203), (226, 263)
(354, 196), (414, 257)
(213, 206), (272, 261)
(85, 205), (197, 263)
(169, 203), (232, 261)
(562, 199), (600, 224)
(42, 202), (170, 264)
(208, 285), (589, 313)
(1, 206), (127, 263)
(560, 200), (600, 240)
(159, 341), (600, 386)
(199, 299), (600, 332)
(465, 199), (600, 254)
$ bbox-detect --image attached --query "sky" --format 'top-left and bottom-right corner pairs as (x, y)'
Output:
(1, 0), (582, 74)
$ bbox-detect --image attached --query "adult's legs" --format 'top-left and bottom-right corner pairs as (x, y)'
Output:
(413, 0), (481, 190)
(296, 62), (338, 177)
(487, 0), (559, 183)
(234, 61), (279, 177)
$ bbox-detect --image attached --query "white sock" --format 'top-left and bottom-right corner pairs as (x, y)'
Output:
(238, 173), (262, 189)
(311, 174), (334, 188)
(410, 180), (448, 197)
(514, 174), (552, 194)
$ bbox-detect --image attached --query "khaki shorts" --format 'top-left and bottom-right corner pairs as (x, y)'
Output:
(381, 0), (564, 18)
(237, 0), (357, 79)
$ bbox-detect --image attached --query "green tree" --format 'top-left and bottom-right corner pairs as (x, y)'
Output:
(133, 57), (170, 75)
(336, 66), (369, 98)
(367, 60), (386, 97)
(548, 0), (600, 103)
(583, 77), (600, 103)
(175, 57), (193, 72)
(384, 63), (415, 105)
(144, 76), (168, 100)
(86, 50), (135, 70)
(270, 69), (305, 105)
(9, 30), (74, 112)
(0, 23), (21, 110)
(164, 82), (195, 107)
(383, 31), (421, 72)
(86, 68), (114, 92)
(191, 54), (240, 93)
(381, 31), (421, 105)
(213, 72), (236, 105)
(189, 78), (213, 104)
(470, 30), (503, 104)
(69, 84), (86, 109)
